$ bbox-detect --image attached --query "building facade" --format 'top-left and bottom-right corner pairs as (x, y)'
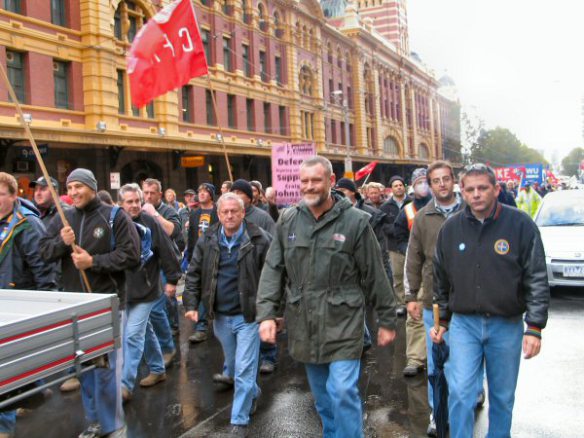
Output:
(0, 0), (457, 197)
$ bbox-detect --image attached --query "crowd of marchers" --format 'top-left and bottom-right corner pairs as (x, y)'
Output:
(0, 157), (550, 438)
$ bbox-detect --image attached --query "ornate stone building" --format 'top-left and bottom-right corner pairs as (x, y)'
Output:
(0, 0), (457, 196)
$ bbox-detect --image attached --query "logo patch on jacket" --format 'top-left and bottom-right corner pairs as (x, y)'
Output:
(494, 239), (510, 255)
(333, 233), (346, 243)
(93, 227), (105, 239)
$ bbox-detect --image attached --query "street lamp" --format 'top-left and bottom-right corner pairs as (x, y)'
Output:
(331, 90), (352, 178)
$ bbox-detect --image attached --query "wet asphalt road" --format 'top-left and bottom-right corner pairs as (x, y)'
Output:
(13, 286), (584, 438)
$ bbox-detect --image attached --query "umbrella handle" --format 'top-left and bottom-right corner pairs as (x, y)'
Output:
(433, 304), (440, 333)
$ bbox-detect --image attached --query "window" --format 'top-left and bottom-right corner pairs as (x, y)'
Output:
(419, 143), (430, 159)
(259, 50), (267, 82)
(132, 104), (139, 117)
(331, 119), (337, 144)
(263, 102), (271, 133)
(117, 70), (125, 114)
(146, 102), (154, 119)
(4, 0), (21, 13)
(384, 137), (399, 156)
(51, 0), (66, 26)
(113, 1), (146, 43)
(246, 98), (254, 131)
(349, 123), (354, 146)
(182, 85), (193, 122)
(6, 51), (26, 103)
(242, 44), (251, 77)
(227, 94), (236, 128)
(223, 37), (232, 72)
(278, 105), (286, 135)
(299, 66), (313, 96)
(329, 79), (334, 102)
(242, 0), (251, 24)
(53, 60), (69, 109)
(336, 49), (342, 68)
(274, 55), (282, 85)
(340, 121), (345, 145)
(274, 11), (283, 38)
(206, 90), (216, 126)
(258, 4), (267, 32)
(347, 86), (352, 108)
(202, 30), (212, 64)
(327, 43), (333, 64)
(345, 51), (351, 72)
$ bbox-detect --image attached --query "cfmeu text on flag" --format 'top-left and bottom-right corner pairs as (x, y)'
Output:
(127, 0), (208, 108)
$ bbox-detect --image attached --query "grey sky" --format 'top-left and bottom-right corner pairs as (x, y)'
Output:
(408, 0), (584, 162)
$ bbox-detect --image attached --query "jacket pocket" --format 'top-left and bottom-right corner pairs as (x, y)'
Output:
(324, 287), (364, 344)
(284, 288), (308, 351)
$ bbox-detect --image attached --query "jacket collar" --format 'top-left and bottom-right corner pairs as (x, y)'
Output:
(76, 196), (101, 212)
(463, 201), (503, 223)
(297, 192), (352, 227)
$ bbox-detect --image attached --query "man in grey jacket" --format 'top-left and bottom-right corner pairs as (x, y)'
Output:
(257, 156), (397, 438)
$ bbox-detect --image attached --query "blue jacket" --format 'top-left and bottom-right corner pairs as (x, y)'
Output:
(0, 198), (56, 290)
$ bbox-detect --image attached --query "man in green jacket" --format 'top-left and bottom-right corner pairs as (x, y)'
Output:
(257, 156), (397, 438)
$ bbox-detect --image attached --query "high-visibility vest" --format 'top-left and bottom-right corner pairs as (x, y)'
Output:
(404, 202), (418, 231)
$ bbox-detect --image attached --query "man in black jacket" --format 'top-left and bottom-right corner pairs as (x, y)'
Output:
(142, 178), (183, 340)
(431, 163), (550, 438)
(41, 168), (140, 438)
(380, 175), (411, 316)
(118, 183), (182, 402)
(183, 193), (271, 434)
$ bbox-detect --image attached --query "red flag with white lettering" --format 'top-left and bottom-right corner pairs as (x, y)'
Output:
(127, 0), (208, 108)
(354, 161), (378, 181)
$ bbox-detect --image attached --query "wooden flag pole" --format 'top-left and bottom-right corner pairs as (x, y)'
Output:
(0, 63), (93, 292)
(205, 76), (234, 182)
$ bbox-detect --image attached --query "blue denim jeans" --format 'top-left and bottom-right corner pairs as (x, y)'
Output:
(0, 410), (16, 434)
(80, 312), (125, 435)
(446, 313), (523, 438)
(122, 300), (165, 391)
(149, 293), (176, 354)
(304, 360), (363, 438)
(213, 314), (260, 425)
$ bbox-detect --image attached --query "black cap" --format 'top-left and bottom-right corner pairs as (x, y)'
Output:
(231, 179), (253, 201)
(389, 175), (405, 187)
(183, 189), (196, 196)
(29, 176), (58, 190)
(335, 178), (358, 193)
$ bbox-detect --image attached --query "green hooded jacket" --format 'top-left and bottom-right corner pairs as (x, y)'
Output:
(256, 194), (397, 364)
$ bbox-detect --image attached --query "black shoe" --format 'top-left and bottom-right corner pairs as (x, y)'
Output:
(229, 425), (248, 437)
(213, 373), (234, 389)
(403, 363), (425, 377)
(259, 361), (275, 374)
(396, 306), (407, 318)
(189, 331), (208, 343)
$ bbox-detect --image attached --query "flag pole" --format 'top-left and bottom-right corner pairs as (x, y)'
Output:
(205, 76), (234, 182)
(0, 63), (93, 292)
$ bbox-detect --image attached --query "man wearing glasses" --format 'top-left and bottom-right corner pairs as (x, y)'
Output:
(431, 163), (550, 438)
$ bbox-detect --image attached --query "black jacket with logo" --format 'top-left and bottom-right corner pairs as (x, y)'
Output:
(433, 202), (549, 328)
(40, 197), (141, 306)
(379, 195), (411, 252)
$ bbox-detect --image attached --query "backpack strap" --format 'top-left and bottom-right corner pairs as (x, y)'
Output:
(109, 205), (121, 249)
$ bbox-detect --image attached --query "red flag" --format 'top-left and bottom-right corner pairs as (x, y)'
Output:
(127, 0), (208, 108)
(354, 161), (378, 181)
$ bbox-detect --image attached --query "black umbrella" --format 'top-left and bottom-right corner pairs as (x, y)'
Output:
(429, 304), (449, 438)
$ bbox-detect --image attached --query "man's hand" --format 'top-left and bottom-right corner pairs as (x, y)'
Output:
(185, 310), (198, 322)
(259, 320), (277, 343)
(165, 283), (177, 297)
(523, 335), (541, 359)
(141, 203), (157, 216)
(71, 246), (93, 270)
(60, 226), (76, 246)
(377, 327), (397, 347)
(430, 325), (447, 344)
(407, 301), (422, 320)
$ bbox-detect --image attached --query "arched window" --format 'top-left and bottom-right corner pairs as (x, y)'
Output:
(273, 11), (283, 38)
(336, 48), (342, 68)
(419, 143), (430, 159)
(302, 25), (309, 48)
(309, 28), (315, 51)
(345, 50), (351, 72)
(258, 3), (267, 31)
(327, 42), (333, 64)
(384, 137), (400, 156)
(113, 0), (147, 44)
(299, 66), (313, 96)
